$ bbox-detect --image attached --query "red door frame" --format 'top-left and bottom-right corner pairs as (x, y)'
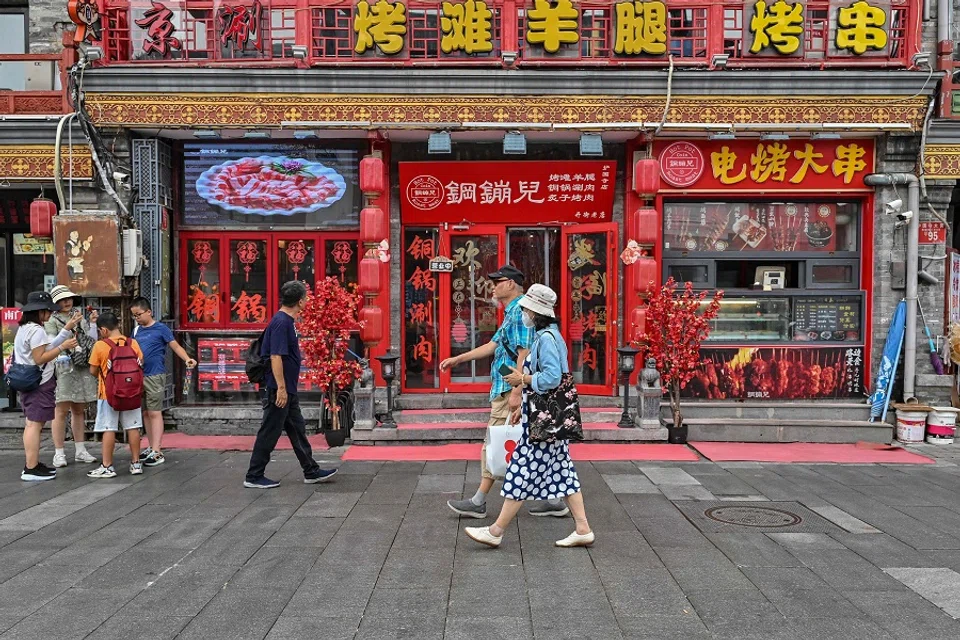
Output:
(560, 222), (619, 396)
(440, 225), (506, 393)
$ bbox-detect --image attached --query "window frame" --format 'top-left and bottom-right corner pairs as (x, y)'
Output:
(0, 5), (28, 53)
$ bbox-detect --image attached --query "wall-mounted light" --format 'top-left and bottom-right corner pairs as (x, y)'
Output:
(579, 133), (603, 156)
(502, 51), (518, 65)
(503, 131), (526, 155)
(760, 132), (789, 141)
(912, 51), (931, 67)
(711, 53), (729, 69)
(82, 45), (103, 62)
(428, 131), (452, 154)
(811, 132), (841, 140)
(293, 130), (317, 139)
(291, 45), (308, 60)
(193, 130), (220, 139)
(243, 131), (271, 139)
(709, 131), (736, 140)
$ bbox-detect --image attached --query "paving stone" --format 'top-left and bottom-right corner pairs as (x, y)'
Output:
(355, 615), (445, 640)
(602, 474), (661, 494)
(785, 616), (896, 639)
(638, 467), (701, 486)
(808, 504), (882, 534)
(292, 491), (362, 517)
(763, 588), (865, 618)
(660, 485), (717, 501)
(883, 567), (960, 618)
(705, 532), (803, 568)
(766, 532), (847, 549)
(422, 461), (467, 474)
(176, 614), (277, 640)
(444, 616), (533, 640)
(90, 614), (193, 640)
(685, 589), (780, 621)
(263, 616), (358, 640)
(414, 474), (465, 493)
(614, 613), (711, 640)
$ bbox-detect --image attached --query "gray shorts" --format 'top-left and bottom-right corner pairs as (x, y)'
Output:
(143, 374), (166, 412)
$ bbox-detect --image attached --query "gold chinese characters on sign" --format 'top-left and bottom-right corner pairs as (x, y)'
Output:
(744, 0), (891, 57)
(710, 142), (869, 185)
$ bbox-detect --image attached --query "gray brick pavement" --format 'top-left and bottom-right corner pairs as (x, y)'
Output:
(0, 442), (956, 638)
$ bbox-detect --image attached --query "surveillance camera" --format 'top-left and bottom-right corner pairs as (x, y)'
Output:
(113, 171), (129, 184)
(884, 199), (902, 214)
(897, 210), (914, 223)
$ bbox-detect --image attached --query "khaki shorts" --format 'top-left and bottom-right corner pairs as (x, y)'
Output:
(142, 374), (167, 412)
(481, 391), (512, 480)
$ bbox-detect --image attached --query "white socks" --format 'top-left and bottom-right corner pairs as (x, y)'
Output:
(470, 490), (487, 506)
(75, 442), (88, 455)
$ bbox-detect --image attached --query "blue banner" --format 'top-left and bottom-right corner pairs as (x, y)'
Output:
(870, 300), (906, 421)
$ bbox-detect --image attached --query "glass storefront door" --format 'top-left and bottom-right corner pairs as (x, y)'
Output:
(561, 223), (618, 394)
(402, 223), (618, 395)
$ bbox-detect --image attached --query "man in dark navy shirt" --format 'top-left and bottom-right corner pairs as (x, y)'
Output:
(244, 281), (337, 489)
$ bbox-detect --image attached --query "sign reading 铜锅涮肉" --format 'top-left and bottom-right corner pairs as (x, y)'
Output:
(655, 139), (876, 191)
(399, 161), (616, 224)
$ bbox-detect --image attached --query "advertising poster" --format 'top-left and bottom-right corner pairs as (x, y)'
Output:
(12, 234), (54, 255)
(2, 308), (22, 374)
(183, 143), (364, 227)
(683, 346), (865, 400)
(52, 214), (122, 297)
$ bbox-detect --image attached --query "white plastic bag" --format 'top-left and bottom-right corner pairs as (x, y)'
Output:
(486, 423), (523, 478)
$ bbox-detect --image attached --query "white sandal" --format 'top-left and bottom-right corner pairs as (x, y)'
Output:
(556, 531), (595, 547)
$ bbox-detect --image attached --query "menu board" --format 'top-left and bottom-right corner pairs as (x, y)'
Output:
(664, 202), (839, 253)
(195, 336), (318, 394)
(792, 296), (861, 341)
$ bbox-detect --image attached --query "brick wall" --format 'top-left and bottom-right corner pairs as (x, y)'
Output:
(21, 0), (70, 54)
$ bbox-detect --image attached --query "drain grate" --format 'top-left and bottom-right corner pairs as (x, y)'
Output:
(676, 501), (842, 534)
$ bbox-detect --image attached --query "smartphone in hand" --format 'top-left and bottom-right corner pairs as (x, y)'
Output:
(498, 362), (514, 376)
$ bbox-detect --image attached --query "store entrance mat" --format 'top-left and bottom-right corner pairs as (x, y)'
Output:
(340, 443), (699, 462)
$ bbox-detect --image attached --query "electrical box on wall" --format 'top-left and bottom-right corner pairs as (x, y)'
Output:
(890, 261), (905, 290)
(122, 229), (143, 277)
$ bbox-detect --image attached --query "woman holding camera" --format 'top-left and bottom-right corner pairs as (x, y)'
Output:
(45, 285), (100, 467)
(13, 291), (79, 481)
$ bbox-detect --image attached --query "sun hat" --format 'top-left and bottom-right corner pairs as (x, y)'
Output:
(49, 285), (81, 304)
(518, 283), (557, 318)
(20, 291), (58, 313)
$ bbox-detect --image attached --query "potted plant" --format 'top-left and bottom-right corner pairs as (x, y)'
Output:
(633, 278), (723, 443)
(299, 277), (364, 447)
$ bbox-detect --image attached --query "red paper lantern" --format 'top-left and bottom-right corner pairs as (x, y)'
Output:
(359, 306), (383, 345)
(630, 306), (647, 342)
(30, 197), (56, 238)
(359, 155), (385, 196)
(633, 257), (657, 294)
(360, 206), (386, 244)
(633, 207), (658, 245)
(358, 256), (381, 294)
(633, 158), (660, 196)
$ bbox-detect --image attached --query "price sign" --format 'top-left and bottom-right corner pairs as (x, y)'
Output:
(429, 256), (454, 273)
(919, 221), (947, 245)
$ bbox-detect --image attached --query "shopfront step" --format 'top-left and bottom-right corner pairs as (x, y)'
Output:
(681, 418), (893, 444)
(351, 422), (663, 445)
(394, 393), (622, 410)
(679, 401), (872, 422)
(394, 407), (623, 424)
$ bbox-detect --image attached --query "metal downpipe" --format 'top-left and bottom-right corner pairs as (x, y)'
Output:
(864, 172), (919, 402)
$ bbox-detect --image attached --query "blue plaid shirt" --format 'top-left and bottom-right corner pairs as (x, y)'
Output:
(490, 296), (535, 400)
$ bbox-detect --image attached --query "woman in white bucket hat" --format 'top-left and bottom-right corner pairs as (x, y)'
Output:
(465, 283), (594, 549)
(44, 285), (100, 467)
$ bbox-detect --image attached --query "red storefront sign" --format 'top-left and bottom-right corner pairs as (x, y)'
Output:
(399, 161), (616, 224)
(919, 221), (947, 245)
(660, 142), (705, 187)
(654, 139), (875, 191)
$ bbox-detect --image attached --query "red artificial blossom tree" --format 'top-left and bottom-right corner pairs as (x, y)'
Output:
(634, 278), (724, 432)
(298, 278), (364, 431)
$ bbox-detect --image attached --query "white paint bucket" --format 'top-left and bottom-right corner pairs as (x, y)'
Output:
(926, 407), (960, 445)
(896, 411), (928, 443)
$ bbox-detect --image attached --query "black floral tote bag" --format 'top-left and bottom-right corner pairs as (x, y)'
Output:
(528, 372), (585, 444)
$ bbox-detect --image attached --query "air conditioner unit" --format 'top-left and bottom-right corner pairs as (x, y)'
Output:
(122, 229), (143, 277)
(25, 61), (55, 91)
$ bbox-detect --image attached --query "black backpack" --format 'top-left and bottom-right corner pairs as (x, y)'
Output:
(245, 330), (267, 385)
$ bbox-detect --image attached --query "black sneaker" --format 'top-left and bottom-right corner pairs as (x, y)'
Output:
(528, 500), (570, 517)
(304, 468), (338, 484)
(22, 463), (57, 482)
(243, 477), (280, 489)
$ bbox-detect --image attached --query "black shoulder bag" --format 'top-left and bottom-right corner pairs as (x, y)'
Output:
(4, 333), (43, 393)
(527, 332), (584, 444)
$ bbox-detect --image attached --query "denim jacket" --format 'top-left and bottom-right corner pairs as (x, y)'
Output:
(528, 324), (569, 394)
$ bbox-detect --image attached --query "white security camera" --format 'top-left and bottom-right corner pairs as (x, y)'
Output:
(113, 171), (130, 184)
(884, 199), (902, 215)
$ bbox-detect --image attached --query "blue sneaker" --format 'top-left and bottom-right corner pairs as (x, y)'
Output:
(243, 477), (280, 489)
(304, 468), (338, 484)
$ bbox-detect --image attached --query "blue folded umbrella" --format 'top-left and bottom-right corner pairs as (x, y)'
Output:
(870, 300), (906, 422)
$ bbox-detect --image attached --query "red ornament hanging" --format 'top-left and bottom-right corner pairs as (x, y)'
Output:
(633, 207), (658, 245)
(285, 240), (307, 280)
(332, 241), (353, 282)
(236, 241), (259, 282)
(29, 197), (56, 238)
(192, 241), (213, 278)
(360, 206), (386, 245)
(359, 155), (385, 196)
(634, 158), (660, 196)
(359, 306), (383, 345)
(358, 256), (381, 295)
(633, 256), (657, 294)
(451, 321), (469, 345)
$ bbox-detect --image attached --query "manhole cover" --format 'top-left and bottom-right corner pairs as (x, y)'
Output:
(675, 501), (841, 534)
(704, 505), (802, 528)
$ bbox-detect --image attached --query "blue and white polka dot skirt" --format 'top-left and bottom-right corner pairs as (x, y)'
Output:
(501, 357), (581, 502)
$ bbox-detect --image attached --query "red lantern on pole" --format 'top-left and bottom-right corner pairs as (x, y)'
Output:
(633, 207), (658, 245)
(359, 306), (383, 345)
(359, 155), (385, 196)
(29, 197), (56, 238)
(633, 257), (657, 294)
(358, 256), (381, 295)
(360, 206), (386, 244)
(633, 158), (660, 196)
